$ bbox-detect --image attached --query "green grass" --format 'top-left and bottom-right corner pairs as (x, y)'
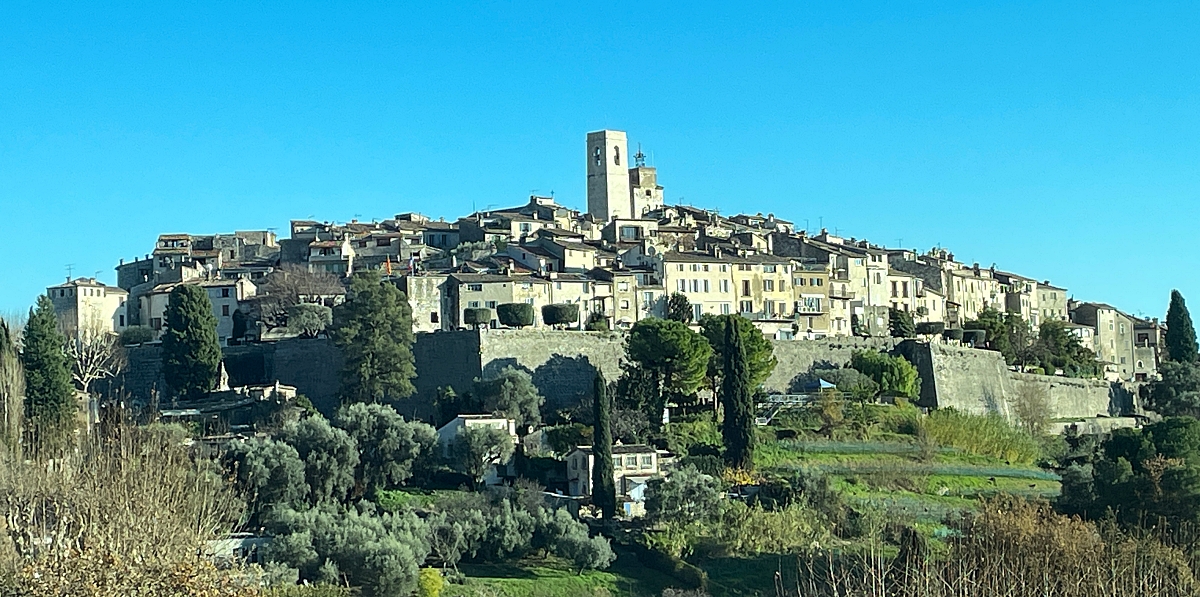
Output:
(376, 488), (466, 512)
(444, 554), (677, 597)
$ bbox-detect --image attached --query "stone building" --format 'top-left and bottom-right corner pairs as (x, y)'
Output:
(139, 278), (257, 346)
(1071, 302), (1136, 381)
(46, 278), (129, 339)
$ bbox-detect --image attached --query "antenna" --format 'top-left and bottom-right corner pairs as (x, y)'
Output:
(65, 264), (75, 279)
(634, 144), (646, 167)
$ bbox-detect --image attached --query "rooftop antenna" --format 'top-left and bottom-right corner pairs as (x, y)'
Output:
(634, 144), (646, 167)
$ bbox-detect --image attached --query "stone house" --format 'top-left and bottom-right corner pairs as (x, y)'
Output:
(565, 443), (664, 504)
(139, 278), (257, 346)
(791, 262), (831, 338)
(46, 278), (129, 339)
(443, 273), (552, 329)
(1071, 302), (1136, 381)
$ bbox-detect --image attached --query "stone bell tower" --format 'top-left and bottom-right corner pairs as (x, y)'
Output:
(586, 130), (630, 222)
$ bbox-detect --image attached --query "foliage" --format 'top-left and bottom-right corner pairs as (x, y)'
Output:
(448, 425), (515, 486)
(665, 414), (721, 456)
(915, 321), (945, 336)
(666, 292), (693, 324)
(1166, 289), (1198, 363)
(719, 320), (756, 469)
(543, 423), (592, 454)
(265, 501), (431, 597)
(0, 322), (22, 451)
(1032, 319), (1103, 378)
(922, 408), (1041, 464)
(287, 303), (334, 338)
(714, 501), (831, 556)
(232, 307), (248, 342)
(419, 567), (444, 597)
(473, 366), (544, 430)
(496, 303), (535, 328)
(331, 270), (417, 402)
(1059, 417), (1200, 531)
(591, 373), (616, 519)
(1010, 381), (1053, 436)
(964, 307), (1009, 356)
(793, 365), (879, 401)
(279, 415), (361, 505)
(541, 304), (580, 328)
(541, 508), (616, 573)
(584, 312), (610, 331)
(117, 325), (155, 346)
(334, 402), (438, 492)
(626, 318), (712, 429)
(160, 284), (222, 402)
(224, 436), (308, 519)
(887, 307), (915, 338)
(698, 314), (776, 389)
(1148, 359), (1200, 417)
(463, 307), (493, 329)
(21, 295), (76, 452)
(645, 465), (723, 526)
(849, 350), (920, 398)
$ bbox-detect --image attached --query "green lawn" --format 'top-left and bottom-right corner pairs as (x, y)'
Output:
(443, 554), (677, 597)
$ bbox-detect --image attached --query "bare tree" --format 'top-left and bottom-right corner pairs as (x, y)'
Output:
(1010, 381), (1053, 436)
(67, 319), (126, 396)
(256, 264), (346, 327)
(0, 320), (23, 452)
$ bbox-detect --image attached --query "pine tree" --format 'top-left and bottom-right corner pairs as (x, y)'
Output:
(331, 270), (417, 403)
(161, 284), (222, 401)
(1166, 290), (1198, 364)
(720, 319), (756, 469)
(591, 372), (617, 519)
(21, 296), (76, 450)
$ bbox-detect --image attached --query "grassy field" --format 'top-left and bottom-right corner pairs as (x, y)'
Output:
(443, 554), (676, 597)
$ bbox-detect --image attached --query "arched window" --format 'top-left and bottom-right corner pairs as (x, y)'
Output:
(1137, 360), (1144, 369)
(614, 146), (620, 166)
(593, 146), (602, 166)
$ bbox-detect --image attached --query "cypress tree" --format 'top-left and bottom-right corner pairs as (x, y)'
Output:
(22, 296), (76, 450)
(0, 321), (23, 451)
(591, 372), (617, 519)
(331, 270), (417, 403)
(720, 318), (756, 469)
(1166, 290), (1198, 363)
(161, 284), (222, 401)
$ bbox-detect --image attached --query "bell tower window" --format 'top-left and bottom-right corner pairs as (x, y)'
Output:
(593, 146), (602, 166)
(613, 146), (620, 166)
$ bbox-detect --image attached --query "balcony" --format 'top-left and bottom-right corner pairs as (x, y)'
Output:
(829, 289), (856, 300)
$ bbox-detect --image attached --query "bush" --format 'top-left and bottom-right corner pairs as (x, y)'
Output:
(963, 329), (987, 347)
(463, 307), (492, 328)
(944, 328), (964, 341)
(585, 312), (611, 331)
(849, 350), (921, 399)
(541, 304), (580, 328)
(496, 303), (535, 328)
(915, 321), (945, 336)
(417, 567), (443, 597)
(118, 325), (155, 346)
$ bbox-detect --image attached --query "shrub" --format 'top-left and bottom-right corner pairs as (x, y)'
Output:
(915, 321), (945, 336)
(944, 328), (964, 341)
(463, 307), (492, 328)
(849, 350), (920, 399)
(118, 325), (155, 346)
(417, 567), (443, 597)
(287, 303), (333, 338)
(585, 312), (611, 331)
(496, 303), (535, 328)
(541, 303), (580, 328)
(963, 329), (987, 347)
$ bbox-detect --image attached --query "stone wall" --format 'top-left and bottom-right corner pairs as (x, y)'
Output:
(762, 337), (897, 394)
(897, 341), (1126, 421)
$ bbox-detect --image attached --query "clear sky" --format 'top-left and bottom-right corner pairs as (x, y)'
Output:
(1, 2), (1197, 319)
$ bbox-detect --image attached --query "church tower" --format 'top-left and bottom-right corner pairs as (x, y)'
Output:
(586, 130), (630, 222)
(628, 146), (664, 217)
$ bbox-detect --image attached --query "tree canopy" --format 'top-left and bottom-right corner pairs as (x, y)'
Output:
(331, 270), (417, 403)
(888, 308), (916, 339)
(496, 303), (535, 328)
(591, 372), (616, 519)
(333, 403), (438, 492)
(473, 366), (544, 430)
(666, 293), (693, 324)
(699, 314), (777, 389)
(850, 350), (921, 399)
(161, 284), (222, 401)
(448, 425), (515, 487)
(21, 296), (76, 450)
(720, 317), (757, 469)
(1166, 290), (1198, 363)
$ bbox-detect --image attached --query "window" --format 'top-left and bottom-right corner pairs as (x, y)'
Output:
(797, 278), (806, 286)
(431, 312), (439, 324)
(815, 278), (824, 287)
(520, 223), (531, 233)
(738, 264), (752, 271)
(703, 280), (710, 293)
(468, 301), (481, 308)
(874, 273), (882, 284)
(902, 281), (909, 298)
(614, 146), (621, 165)
(677, 280), (686, 292)
(764, 265), (777, 273)
(689, 280), (699, 293)
(640, 455), (653, 469)
(719, 265), (728, 272)
(702, 264), (709, 272)
(612, 456), (622, 469)
(677, 264), (684, 271)
(620, 299), (630, 309)
(151, 317), (162, 330)
(765, 300), (776, 316)
(119, 315), (125, 326)
(593, 146), (603, 166)
(763, 279), (774, 292)
(691, 264), (699, 272)
(644, 292), (654, 304)
(222, 288), (230, 298)
(467, 284), (483, 292)
(485, 301), (497, 309)
(1120, 356), (1127, 364)
(618, 282), (629, 291)
(221, 304), (230, 317)
(624, 456), (637, 467)
(742, 280), (751, 296)
(693, 304), (703, 320)
(720, 280), (730, 294)
(891, 281), (898, 298)
(739, 300), (753, 313)
(524, 298), (534, 304)
(721, 303), (731, 315)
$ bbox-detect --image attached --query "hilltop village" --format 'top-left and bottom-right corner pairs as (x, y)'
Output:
(55, 129), (1162, 386)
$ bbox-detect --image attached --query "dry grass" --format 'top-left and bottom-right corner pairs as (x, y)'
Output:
(0, 423), (254, 596)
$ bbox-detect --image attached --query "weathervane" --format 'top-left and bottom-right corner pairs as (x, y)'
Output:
(634, 144), (646, 167)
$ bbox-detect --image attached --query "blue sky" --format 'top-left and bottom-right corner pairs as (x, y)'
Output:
(1, 2), (1197, 319)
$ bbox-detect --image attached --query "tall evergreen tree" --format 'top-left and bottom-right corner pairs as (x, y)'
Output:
(1166, 290), (1198, 364)
(591, 372), (616, 519)
(626, 318), (711, 430)
(699, 314), (777, 390)
(21, 296), (76, 450)
(720, 319), (756, 469)
(161, 284), (222, 401)
(331, 270), (417, 403)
